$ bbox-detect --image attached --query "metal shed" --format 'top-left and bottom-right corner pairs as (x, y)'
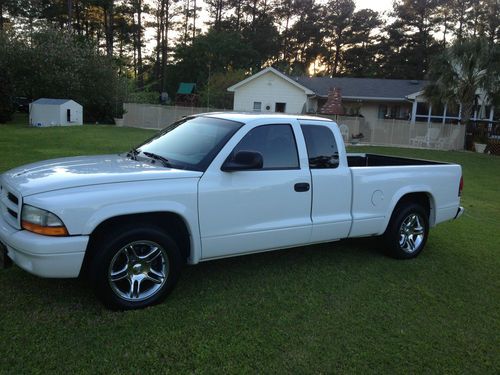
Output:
(29, 98), (83, 127)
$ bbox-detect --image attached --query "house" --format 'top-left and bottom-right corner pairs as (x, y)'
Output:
(227, 67), (428, 124)
(29, 98), (83, 127)
(228, 67), (499, 128)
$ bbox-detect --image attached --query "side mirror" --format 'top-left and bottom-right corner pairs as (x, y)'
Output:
(221, 150), (263, 172)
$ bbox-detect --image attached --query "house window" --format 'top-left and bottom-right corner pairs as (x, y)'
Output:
(253, 102), (262, 112)
(378, 105), (387, 119)
(416, 102), (429, 116)
(275, 102), (286, 113)
(67, 109), (71, 122)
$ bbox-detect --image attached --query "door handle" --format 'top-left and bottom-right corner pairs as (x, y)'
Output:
(294, 182), (310, 192)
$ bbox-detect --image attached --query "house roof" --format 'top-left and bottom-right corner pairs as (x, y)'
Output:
(227, 67), (315, 95)
(227, 67), (428, 102)
(32, 98), (73, 105)
(295, 77), (428, 101)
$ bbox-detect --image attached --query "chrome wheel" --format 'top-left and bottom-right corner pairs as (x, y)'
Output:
(398, 213), (425, 253)
(108, 240), (169, 302)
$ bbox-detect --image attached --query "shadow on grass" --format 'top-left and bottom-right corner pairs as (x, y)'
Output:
(1, 237), (385, 313)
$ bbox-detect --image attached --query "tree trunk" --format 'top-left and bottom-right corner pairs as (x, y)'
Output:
(283, 5), (291, 64)
(332, 29), (343, 75)
(104, 2), (114, 57)
(460, 93), (475, 150)
(251, 0), (257, 27)
(119, 38), (123, 75)
(0, 3), (4, 31)
(235, 0), (241, 31)
(192, 0), (197, 40)
(68, 0), (73, 31)
(155, 0), (164, 88)
(132, 13), (138, 80)
(75, 0), (81, 34)
(183, 0), (189, 44)
(161, 0), (169, 93)
(137, 0), (144, 90)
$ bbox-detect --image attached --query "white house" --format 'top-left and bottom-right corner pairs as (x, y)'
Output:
(227, 67), (315, 114)
(228, 67), (432, 124)
(228, 67), (499, 128)
(30, 98), (83, 127)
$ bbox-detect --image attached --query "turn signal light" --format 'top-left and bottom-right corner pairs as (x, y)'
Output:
(22, 221), (69, 236)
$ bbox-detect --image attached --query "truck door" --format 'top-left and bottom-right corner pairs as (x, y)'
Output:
(198, 123), (312, 259)
(299, 123), (352, 242)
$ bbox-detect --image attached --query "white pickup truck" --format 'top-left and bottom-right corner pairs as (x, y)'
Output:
(0, 113), (464, 309)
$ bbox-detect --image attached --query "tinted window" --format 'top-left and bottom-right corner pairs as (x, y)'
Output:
(301, 125), (339, 169)
(232, 124), (299, 169)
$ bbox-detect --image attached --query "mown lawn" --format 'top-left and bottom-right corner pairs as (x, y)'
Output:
(0, 119), (499, 374)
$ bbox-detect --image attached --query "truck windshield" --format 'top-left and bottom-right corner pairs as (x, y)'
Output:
(133, 116), (243, 171)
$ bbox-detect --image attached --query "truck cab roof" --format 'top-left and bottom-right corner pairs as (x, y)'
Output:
(198, 112), (335, 124)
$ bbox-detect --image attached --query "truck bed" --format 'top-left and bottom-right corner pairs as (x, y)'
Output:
(345, 153), (461, 238)
(347, 153), (445, 167)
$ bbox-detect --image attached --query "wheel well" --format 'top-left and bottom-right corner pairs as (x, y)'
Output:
(79, 212), (191, 278)
(393, 192), (434, 224)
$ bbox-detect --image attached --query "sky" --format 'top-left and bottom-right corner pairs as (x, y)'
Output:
(354, 0), (393, 13)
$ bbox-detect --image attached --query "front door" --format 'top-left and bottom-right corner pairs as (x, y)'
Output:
(198, 123), (312, 259)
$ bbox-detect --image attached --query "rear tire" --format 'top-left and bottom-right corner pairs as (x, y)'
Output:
(383, 203), (429, 259)
(88, 225), (182, 310)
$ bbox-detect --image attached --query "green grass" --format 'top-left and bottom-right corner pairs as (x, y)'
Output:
(0, 118), (499, 374)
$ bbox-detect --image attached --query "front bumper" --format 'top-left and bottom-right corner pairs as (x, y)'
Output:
(0, 213), (89, 278)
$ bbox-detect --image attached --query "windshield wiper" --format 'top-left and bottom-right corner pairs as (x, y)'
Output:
(142, 151), (172, 167)
(126, 148), (140, 160)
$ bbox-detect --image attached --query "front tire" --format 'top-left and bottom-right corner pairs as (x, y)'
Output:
(383, 203), (429, 259)
(88, 225), (182, 310)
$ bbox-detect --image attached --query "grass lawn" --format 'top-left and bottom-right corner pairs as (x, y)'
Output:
(0, 118), (499, 374)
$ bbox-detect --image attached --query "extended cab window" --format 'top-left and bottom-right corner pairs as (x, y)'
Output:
(301, 125), (339, 169)
(232, 124), (299, 169)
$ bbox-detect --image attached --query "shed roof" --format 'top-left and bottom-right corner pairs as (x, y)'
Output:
(177, 83), (196, 95)
(32, 98), (73, 105)
(295, 77), (428, 100)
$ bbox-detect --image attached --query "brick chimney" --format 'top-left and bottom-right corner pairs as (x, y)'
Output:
(319, 87), (344, 115)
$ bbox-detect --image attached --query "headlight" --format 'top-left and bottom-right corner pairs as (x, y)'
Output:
(21, 205), (69, 236)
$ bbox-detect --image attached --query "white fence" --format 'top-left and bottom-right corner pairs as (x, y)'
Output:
(123, 103), (225, 129)
(321, 116), (465, 151)
(122, 104), (465, 151)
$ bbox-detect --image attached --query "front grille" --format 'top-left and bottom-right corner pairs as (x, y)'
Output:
(8, 192), (18, 205)
(0, 183), (21, 229)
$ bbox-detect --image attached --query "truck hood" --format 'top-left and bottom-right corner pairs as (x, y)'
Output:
(1, 155), (202, 196)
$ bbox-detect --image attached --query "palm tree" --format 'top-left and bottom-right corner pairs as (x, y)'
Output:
(424, 38), (500, 149)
